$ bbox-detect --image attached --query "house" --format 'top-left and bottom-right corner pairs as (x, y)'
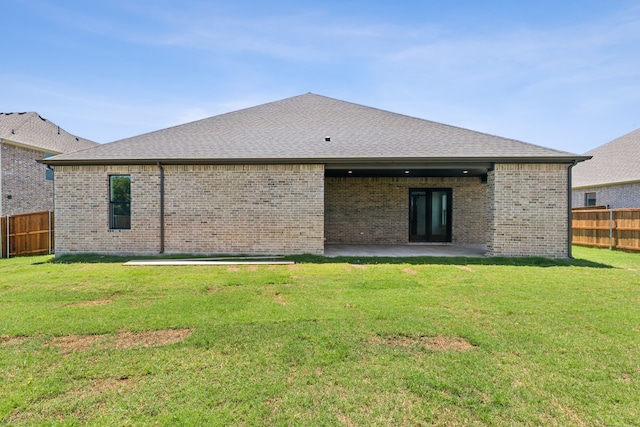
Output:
(572, 128), (640, 209)
(43, 93), (588, 258)
(0, 112), (98, 216)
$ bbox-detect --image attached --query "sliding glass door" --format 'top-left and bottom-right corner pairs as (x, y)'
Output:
(409, 189), (452, 242)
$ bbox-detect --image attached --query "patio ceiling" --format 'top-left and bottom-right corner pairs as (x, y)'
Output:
(324, 162), (491, 178)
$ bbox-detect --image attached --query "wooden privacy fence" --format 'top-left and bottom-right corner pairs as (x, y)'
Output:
(572, 208), (640, 251)
(1, 211), (54, 258)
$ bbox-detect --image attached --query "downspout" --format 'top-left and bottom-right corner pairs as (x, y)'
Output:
(0, 138), (4, 217)
(50, 174), (54, 255)
(157, 162), (165, 254)
(0, 140), (3, 257)
(567, 160), (578, 259)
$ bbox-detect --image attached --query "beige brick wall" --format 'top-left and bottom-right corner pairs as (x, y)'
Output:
(1, 144), (53, 216)
(487, 163), (569, 258)
(325, 177), (487, 245)
(54, 164), (325, 255)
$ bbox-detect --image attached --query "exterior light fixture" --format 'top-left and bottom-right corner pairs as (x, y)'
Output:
(404, 170), (410, 174)
(463, 170), (469, 174)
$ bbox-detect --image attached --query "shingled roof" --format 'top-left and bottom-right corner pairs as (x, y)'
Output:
(45, 93), (585, 165)
(572, 127), (640, 188)
(0, 112), (97, 154)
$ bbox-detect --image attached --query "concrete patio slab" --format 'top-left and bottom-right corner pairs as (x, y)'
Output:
(124, 260), (294, 266)
(324, 244), (487, 258)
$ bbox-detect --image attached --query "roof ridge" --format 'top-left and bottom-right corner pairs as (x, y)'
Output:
(1, 111), (38, 135)
(0, 111), (98, 152)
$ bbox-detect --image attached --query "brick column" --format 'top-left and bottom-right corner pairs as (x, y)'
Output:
(487, 163), (570, 258)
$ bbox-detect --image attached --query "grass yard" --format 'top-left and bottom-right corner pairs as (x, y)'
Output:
(0, 246), (639, 426)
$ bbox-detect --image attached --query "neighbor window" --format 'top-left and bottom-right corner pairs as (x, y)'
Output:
(109, 175), (131, 229)
(585, 192), (596, 207)
(44, 154), (54, 181)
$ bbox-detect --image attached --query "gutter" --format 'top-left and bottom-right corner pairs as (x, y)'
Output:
(572, 178), (640, 190)
(157, 162), (165, 254)
(40, 155), (593, 167)
(2, 138), (62, 155)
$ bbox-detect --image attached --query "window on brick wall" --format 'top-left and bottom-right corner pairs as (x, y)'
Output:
(585, 192), (596, 207)
(109, 175), (131, 229)
(44, 154), (54, 181)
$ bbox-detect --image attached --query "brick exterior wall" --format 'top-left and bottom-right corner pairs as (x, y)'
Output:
(487, 163), (570, 258)
(54, 162), (570, 258)
(572, 182), (640, 209)
(54, 164), (325, 255)
(324, 177), (487, 245)
(1, 144), (53, 216)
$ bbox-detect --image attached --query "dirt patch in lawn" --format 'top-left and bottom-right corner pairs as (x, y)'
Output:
(116, 329), (193, 349)
(274, 294), (287, 305)
(1, 336), (28, 346)
(456, 265), (475, 272)
(402, 267), (418, 275)
(68, 298), (113, 307)
(48, 329), (193, 353)
(369, 335), (475, 352)
(425, 335), (475, 352)
(74, 376), (136, 399)
(50, 334), (106, 354)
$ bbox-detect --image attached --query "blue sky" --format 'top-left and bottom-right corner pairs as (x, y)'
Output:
(4, 0), (640, 153)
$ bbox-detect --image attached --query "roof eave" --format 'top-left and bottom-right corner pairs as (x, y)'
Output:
(572, 178), (640, 190)
(40, 155), (592, 167)
(1, 138), (62, 155)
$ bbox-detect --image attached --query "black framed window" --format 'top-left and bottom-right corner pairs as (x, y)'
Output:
(585, 192), (596, 207)
(109, 175), (131, 229)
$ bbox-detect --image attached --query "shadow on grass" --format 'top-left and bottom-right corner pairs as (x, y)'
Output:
(47, 253), (613, 268)
(289, 254), (612, 268)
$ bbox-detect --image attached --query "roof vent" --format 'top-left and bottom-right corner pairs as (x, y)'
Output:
(325, 136), (331, 142)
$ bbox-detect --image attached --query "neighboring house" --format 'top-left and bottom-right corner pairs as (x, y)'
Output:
(44, 93), (588, 258)
(0, 112), (98, 216)
(572, 128), (640, 209)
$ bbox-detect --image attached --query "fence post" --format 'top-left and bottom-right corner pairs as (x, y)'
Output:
(6, 215), (9, 258)
(48, 211), (52, 255)
(609, 208), (613, 250)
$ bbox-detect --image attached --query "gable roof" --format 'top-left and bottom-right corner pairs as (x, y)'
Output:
(0, 112), (97, 154)
(572, 127), (640, 188)
(44, 93), (586, 166)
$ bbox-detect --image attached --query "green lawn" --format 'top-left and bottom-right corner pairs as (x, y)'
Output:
(1, 247), (638, 426)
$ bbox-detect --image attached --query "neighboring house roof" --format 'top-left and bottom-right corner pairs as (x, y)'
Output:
(45, 93), (586, 165)
(572, 127), (640, 188)
(0, 112), (97, 154)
